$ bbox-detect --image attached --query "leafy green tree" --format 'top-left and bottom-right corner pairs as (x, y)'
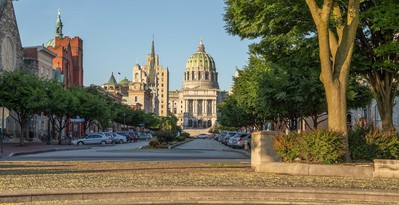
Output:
(218, 96), (252, 129)
(70, 86), (109, 134)
(224, 0), (361, 161)
(143, 112), (160, 130)
(43, 79), (77, 144)
(352, 0), (399, 129)
(0, 71), (46, 145)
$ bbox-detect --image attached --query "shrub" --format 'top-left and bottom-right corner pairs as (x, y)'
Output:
(153, 130), (176, 143)
(349, 126), (399, 161)
(176, 136), (186, 142)
(180, 132), (190, 138)
(274, 130), (345, 164)
(299, 130), (345, 164)
(148, 140), (160, 147)
(274, 132), (300, 162)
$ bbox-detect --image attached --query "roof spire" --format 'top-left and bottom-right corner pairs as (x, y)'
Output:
(107, 72), (117, 85)
(149, 35), (156, 86)
(55, 9), (63, 38)
(197, 36), (205, 52)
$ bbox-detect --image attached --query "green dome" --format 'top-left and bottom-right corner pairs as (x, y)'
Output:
(45, 38), (55, 48)
(183, 39), (219, 90)
(185, 41), (216, 71)
(119, 77), (130, 86)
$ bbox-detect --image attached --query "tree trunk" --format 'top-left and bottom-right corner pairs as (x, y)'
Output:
(377, 97), (394, 130)
(19, 122), (27, 146)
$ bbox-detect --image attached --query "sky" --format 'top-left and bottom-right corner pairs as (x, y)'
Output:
(13, 0), (253, 91)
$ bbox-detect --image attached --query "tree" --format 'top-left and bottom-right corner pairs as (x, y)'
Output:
(218, 96), (251, 129)
(224, 0), (361, 161)
(43, 79), (77, 145)
(0, 71), (46, 145)
(352, 0), (399, 130)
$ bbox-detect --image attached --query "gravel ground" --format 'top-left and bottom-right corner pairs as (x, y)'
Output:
(0, 161), (398, 192)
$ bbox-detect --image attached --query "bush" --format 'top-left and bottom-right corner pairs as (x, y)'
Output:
(274, 130), (345, 164)
(148, 140), (160, 147)
(180, 132), (190, 138)
(299, 130), (345, 164)
(153, 130), (176, 143)
(349, 126), (399, 161)
(274, 132), (300, 162)
(176, 136), (186, 142)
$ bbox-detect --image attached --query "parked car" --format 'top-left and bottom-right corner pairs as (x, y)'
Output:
(230, 133), (251, 149)
(72, 133), (112, 145)
(236, 134), (251, 149)
(111, 132), (127, 144)
(223, 132), (238, 145)
(194, 133), (209, 139)
(115, 132), (138, 142)
(216, 132), (227, 142)
(128, 132), (140, 142)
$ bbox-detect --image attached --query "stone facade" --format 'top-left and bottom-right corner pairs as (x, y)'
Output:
(23, 46), (57, 79)
(101, 38), (168, 116)
(0, 0), (23, 73)
(168, 39), (227, 129)
(140, 38), (169, 117)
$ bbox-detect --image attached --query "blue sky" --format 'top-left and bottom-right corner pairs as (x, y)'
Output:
(13, 0), (253, 91)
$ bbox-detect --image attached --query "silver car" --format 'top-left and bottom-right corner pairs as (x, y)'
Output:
(72, 133), (112, 145)
(111, 132), (127, 144)
(231, 133), (251, 149)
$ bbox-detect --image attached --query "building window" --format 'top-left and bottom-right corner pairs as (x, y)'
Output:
(198, 71), (201, 80)
(135, 96), (138, 102)
(205, 72), (209, 80)
(173, 108), (177, 114)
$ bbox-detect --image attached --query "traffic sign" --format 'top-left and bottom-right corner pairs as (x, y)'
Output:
(70, 118), (85, 122)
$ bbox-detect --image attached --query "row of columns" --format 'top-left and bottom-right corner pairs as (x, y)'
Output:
(185, 99), (217, 116)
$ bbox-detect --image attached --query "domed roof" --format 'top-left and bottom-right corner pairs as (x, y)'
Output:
(182, 38), (219, 90)
(119, 77), (130, 86)
(185, 40), (216, 71)
(45, 38), (55, 48)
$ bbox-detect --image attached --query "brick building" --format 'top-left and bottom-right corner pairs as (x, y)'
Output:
(45, 9), (83, 88)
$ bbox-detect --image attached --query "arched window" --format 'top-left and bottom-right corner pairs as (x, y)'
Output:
(205, 72), (209, 80)
(207, 120), (212, 127)
(198, 120), (202, 128)
(135, 73), (139, 81)
(188, 120), (193, 127)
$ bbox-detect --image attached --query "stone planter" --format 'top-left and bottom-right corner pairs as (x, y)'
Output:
(373, 159), (399, 178)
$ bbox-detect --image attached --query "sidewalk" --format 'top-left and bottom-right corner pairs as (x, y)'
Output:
(0, 141), (85, 158)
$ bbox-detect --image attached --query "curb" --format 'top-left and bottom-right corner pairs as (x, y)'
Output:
(6, 147), (92, 158)
(1, 187), (397, 204)
(170, 139), (251, 157)
(168, 139), (194, 149)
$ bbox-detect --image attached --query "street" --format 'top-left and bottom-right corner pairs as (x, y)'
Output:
(0, 139), (250, 163)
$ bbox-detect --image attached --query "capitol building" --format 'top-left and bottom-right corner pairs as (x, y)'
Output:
(170, 39), (227, 129)
(102, 38), (227, 130)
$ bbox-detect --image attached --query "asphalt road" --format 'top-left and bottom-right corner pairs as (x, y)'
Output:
(1, 139), (250, 163)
